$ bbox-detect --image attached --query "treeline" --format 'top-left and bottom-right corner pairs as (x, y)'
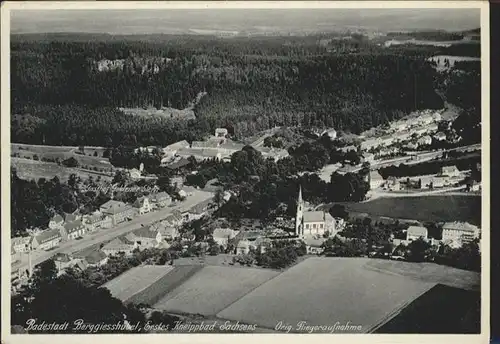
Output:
(386, 30), (466, 41)
(11, 105), (211, 147)
(11, 259), (178, 334)
(234, 240), (307, 269)
(11, 171), (81, 237)
(11, 38), (446, 146)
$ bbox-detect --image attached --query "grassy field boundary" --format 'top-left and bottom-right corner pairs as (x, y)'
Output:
(129, 265), (203, 306)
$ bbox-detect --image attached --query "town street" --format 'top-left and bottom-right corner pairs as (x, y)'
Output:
(12, 190), (214, 273)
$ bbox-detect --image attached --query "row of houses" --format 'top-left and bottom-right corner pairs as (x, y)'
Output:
(389, 110), (442, 133)
(11, 192), (176, 255)
(12, 195), (216, 282)
(361, 123), (439, 152)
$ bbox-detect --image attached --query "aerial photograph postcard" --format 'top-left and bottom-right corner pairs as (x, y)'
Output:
(1, 1), (488, 342)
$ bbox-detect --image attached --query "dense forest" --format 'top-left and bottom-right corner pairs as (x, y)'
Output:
(10, 35), (457, 146)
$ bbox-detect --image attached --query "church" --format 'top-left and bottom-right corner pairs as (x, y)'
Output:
(295, 186), (336, 237)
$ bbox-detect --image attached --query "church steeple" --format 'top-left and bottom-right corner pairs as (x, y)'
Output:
(295, 185), (304, 237)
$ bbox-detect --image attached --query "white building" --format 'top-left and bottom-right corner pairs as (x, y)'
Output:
(212, 228), (240, 248)
(442, 222), (480, 246)
(434, 132), (447, 141)
(295, 186), (335, 237)
(12, 236), (33, 253)
(363, 153), (375, 163)
(322, 128), (337, 140)
(406, 226), (428, 242)
(417, 135), (432, 146)
(369, 170), (385, 190)
(215, 128), (229, 138)
(441, 165), (460, 178)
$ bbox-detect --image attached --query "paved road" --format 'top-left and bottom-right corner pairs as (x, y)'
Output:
(12, 190), (214, 273)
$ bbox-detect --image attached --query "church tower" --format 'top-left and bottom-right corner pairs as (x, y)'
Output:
(295, 185), (304, 236)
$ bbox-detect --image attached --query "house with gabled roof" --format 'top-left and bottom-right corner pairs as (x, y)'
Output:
(162, 140), (190, 155)
(185, 198), (213, 221)
(32, 228), (62, 251)
(60, 219), (86, 241)
(131, 226), (163, 248)
(48, 214), (64, 230)
(406, 226), (428, 242)
(150, 192), (172, 208)
(100, 200), (137, 225)
(369, 170), (384, 189)
(83, 213), (113, 231)
(12, 236), (33, 253)
(442, 222), (480, 246)
(212, 228), (240, 248)
(84, 250), (108, 267)
(441, 165), (460, 178)
(64, 213), (79, 223)
(134, 196), (151, 214)
(102, 238), (136, 256)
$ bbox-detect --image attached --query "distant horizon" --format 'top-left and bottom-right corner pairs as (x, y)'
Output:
(10, 9), (480, 35)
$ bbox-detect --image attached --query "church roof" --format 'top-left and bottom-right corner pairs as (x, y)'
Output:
(303, 211), (325, 223)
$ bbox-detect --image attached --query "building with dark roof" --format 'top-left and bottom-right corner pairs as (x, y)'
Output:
(84, 250), (108, 267)
(61, 219), (86, 241)
(102, 238), (136, 256)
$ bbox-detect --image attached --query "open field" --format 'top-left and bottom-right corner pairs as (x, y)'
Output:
(12, 143), (112, 170)
(154, 266), (280, 316)
(102, 265), (175, 302)
(127, 265), (202, 306)
(363, 259), (480, 291)
(11, 158), (113, 182)
(216, 257), (436, 333)
(375, 284), (480, 333)
(341, 195), (481, 226)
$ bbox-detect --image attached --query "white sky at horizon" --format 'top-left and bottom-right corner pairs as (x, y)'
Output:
(10, 8), (480, 35)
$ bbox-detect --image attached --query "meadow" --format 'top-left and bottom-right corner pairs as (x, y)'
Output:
(342, 195), (481, 226)
(11, 158), (113, 182)
(363, 259), (480, 291)
(12, 143), (113, 170)
(126, 265), (202, 306)
(154, 265), (279, 316)
(216, 257), (436, 333)
(102, 265), (175, 302)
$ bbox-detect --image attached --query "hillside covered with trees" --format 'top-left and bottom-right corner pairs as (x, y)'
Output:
(11, 35), (452, 146)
